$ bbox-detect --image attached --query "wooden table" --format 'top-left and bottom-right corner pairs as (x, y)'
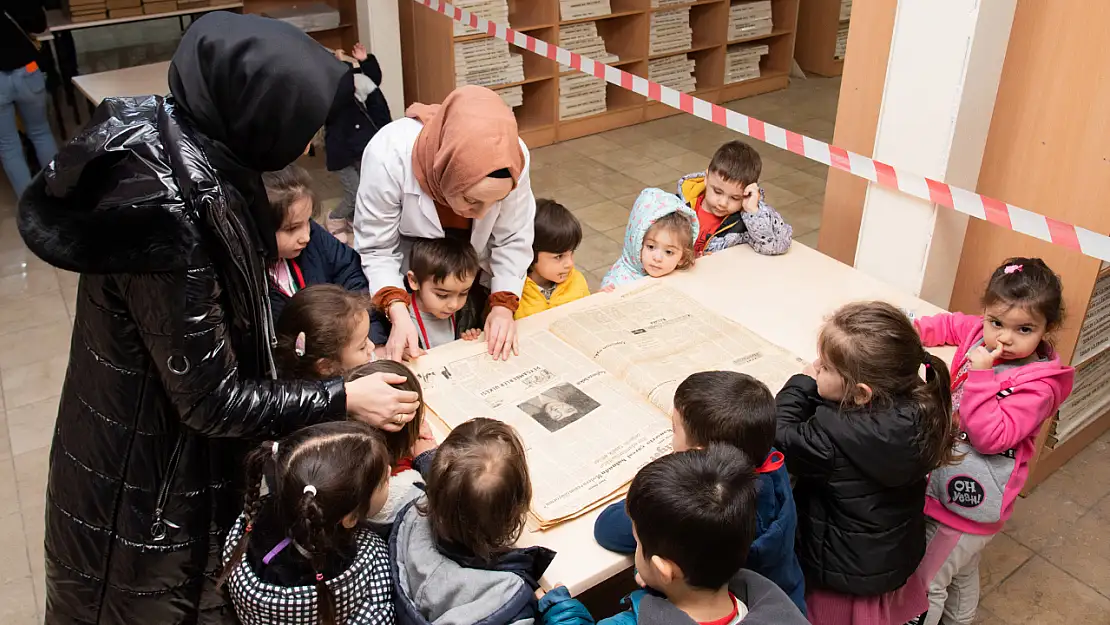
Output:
(421, 242), (957, 596)
(72, 61), (170, 106)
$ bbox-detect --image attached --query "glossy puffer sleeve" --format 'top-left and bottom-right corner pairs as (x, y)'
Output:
(119, 268), (346, 438)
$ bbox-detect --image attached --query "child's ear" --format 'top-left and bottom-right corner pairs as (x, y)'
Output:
(852, 383), (874, 405)
(341, 511), (359, 529)
(406, 271), (419, 291)
(651, 555), (679, 585)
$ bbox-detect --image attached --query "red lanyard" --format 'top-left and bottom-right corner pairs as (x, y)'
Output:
(290, 259), (306, 290)
(410, 298), (455, 349)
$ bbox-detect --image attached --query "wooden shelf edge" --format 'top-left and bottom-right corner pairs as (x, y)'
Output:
(727, 27), (793, 46)
(648, 42), (719, 60)
(454, 23), (556, 42)
(558, 9), (643, 26)
(649, 0), (726, 12)
(559, 57), (644, 76)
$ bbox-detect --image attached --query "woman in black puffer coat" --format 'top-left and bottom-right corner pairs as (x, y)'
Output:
(17, 13), (420, 625)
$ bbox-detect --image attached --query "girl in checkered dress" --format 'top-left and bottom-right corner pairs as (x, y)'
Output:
(218, 421), (395, 625)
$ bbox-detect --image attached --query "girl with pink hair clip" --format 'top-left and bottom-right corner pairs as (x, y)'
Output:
(912, 257), (1074, 625)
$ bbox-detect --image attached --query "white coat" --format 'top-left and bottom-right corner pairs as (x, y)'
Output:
(353, 117), (536, 298)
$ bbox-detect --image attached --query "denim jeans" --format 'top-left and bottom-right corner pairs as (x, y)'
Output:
(0, 67), (58, 200)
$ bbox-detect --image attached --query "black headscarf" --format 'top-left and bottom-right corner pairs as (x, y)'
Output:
(169, 11), (346, 258)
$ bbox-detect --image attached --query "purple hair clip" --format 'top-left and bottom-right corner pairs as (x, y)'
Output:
(1004, 264), (1023, 274)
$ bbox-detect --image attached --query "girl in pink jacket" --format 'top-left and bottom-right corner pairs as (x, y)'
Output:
(913, 257), (1074, 625)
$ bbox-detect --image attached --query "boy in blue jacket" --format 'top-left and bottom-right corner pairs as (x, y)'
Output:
(592, 371), (805, 613)
(543, 446), (808, 625)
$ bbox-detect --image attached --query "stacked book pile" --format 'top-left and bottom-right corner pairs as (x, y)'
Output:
(559, 22), (619, 65)
(559, 74), (607, 120)
(839, 0), (853, 22)
(452, 0), (508, 37)
(260, 2), (341, 32)
(650, 0), (689, 7)
(650, 8), (692, 56)
(560, 0), (611, 20)
(648, 54), (696, 94)
(725, 43), (768, 84)
(728, 1), (773, 40)
(67, 0), (107, 22)
(455, 38), (525, 88)
(834, 22), (849, 59)
(177, 0), (211, 9)
(494, 85), (524, 109)
(142, 0), (178, 15)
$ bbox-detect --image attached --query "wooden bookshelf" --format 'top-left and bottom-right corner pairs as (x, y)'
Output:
(793, 0), (849, 77)
(399, 0), (801, 148)
(243, 0), (358, 50)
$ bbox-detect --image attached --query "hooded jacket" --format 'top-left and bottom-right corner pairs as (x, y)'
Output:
(916, 312), (1074, 534)
(391, 500), (559, 625)
(676, 173), (792, 257)
(600, 188), (698, 290)
(775, 374), (937, 596)
(16, 13), (348, 624)
(539, 569), (807, 625)
(592, 452), (805, 614)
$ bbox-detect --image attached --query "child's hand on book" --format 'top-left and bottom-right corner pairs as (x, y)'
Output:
(461, 328), (482, 341)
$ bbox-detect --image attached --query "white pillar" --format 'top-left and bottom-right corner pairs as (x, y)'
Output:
(356, 0), (405, 119)
(853, 0), (1017, 307)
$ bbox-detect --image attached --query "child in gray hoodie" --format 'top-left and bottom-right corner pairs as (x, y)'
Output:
(390, 418), (590, 625)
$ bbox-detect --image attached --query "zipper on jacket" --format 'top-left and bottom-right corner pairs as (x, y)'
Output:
(150, 431), (186, 542)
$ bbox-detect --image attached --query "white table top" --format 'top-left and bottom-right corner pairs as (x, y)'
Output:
(43, 3), (243, 33)
(71, 61), (170, 106)
(420, 242), (956, 596)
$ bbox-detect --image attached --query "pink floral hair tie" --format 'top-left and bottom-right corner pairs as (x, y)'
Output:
(1004, 264), (1023, 274)
(315, 573), (324, 581)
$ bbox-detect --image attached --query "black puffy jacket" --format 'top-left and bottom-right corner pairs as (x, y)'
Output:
(774, 374), (934, 596)
(17, 96), (347, 624)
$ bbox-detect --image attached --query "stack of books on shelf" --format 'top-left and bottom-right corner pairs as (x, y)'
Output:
(560, 0), (611, 20)
(650, 8), (692, 56)
(650, 0), (689, 6)
(559, 74), (608, 120)
(648, 54), (696, 94)
(494, 85), (524, 109)
(834, 22), (849, 59)
(452, 0), (508, 37)
(839, 0), (853, 22)
(177, 0), (211, 9)
(260, 2), (341, 32)
(559, 22), (619, 65)
(141, 0), (178, 15)
(67, 0), (107, 22)
(455, 38), (525, 88)
(102, 0), (140, 18)
(725, 43), (768, 84)
(728, 0), (773, 40)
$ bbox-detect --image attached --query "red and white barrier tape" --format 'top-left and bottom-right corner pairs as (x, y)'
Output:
(416, 0), (1110, 263)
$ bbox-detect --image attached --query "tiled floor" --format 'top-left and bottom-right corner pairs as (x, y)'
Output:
(3, 76), (1110, 624)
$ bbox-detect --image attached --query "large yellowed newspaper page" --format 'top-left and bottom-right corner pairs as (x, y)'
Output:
(412, 284), (802, 528)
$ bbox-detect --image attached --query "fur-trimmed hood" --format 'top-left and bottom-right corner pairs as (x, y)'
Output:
(18, 95), (209, 274)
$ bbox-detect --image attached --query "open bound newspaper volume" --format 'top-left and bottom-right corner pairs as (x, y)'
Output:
(412, 284), (804, 530)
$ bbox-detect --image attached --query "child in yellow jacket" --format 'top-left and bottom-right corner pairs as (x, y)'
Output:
(516, 199), (590, 319)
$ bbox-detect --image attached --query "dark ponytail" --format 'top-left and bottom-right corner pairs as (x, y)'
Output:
(216, 443), (273, 588)
(293, 491), (338, 625)
(914, 351), (959, 469)
(820, 301), (959, 470)
(218, 422), (391, 625)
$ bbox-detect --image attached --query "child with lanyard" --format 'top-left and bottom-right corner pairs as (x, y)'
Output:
(218, 421), (394, 625)
(399, 237), (484, 351)
(262, 164), (370, 325)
